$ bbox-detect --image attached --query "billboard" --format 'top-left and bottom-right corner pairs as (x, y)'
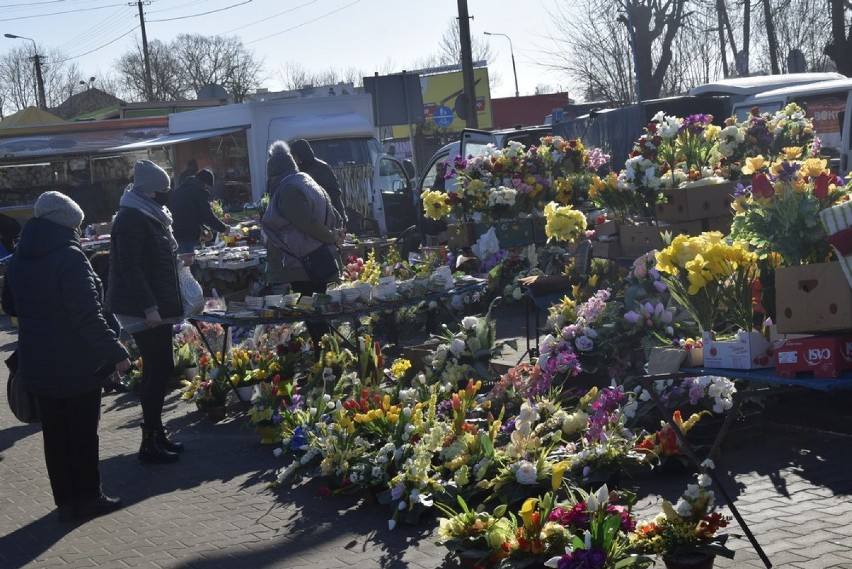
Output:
(390, 67), (492, 138)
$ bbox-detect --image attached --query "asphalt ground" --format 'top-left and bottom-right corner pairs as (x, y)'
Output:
(2, 310), (852, 569)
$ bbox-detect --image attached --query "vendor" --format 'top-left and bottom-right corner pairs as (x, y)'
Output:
(169, 168), (233, 254)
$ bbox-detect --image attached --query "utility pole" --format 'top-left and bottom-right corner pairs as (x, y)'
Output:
(33, 53), (46, 109)
(135, 0), (154, 100)
(457, 0), (478, 128)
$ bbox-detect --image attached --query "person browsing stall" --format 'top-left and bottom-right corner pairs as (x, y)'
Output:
(261, 141), (344, 350)
(107, 160), (185, 464)
(169, 167), (232, 254)
(289, 139), (348, 226)
(2, 191), (132, 522)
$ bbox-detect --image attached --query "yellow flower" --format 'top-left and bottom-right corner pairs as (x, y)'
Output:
(802, 157), (828, 177)
(704, 124), (721, 141)
(421, 190), (451, 220)
(551, 461), (569, 491)
(519, 498), (538, 529)
(390, 358), (412, 379)
(741, 155), (767, 175)
(781, 146), (803, 161)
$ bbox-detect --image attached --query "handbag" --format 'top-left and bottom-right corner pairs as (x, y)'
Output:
(5, 350), (40, 424)
(281, 196), (340, 282)
(178, 262), (205, 316)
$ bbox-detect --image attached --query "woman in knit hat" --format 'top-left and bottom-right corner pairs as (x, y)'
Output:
(2, 191), (132, 521)
(261, 141), (344, 350)
(106, 160), (185, 464)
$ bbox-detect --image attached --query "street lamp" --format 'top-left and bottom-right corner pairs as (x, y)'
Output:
(4, 33), (47, 109)
(484, 31), (519, 97)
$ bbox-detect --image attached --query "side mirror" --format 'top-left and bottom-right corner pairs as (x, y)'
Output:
(402, 159), (416, 181)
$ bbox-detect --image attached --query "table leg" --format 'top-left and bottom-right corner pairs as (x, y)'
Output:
(190, 319), (230, 367)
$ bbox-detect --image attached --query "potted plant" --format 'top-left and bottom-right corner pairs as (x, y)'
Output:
(630, 459), (735, 568)
(181, 361), (231, 421)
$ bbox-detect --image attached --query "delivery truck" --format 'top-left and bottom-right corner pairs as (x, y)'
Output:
(167, 94), (418, 236)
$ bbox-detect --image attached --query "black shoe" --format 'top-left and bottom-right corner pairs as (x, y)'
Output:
(155, 427), (184, 453)
(75, 494), (122, 519)
(57, 503), (77, 522)
(138, 425), (179, 463)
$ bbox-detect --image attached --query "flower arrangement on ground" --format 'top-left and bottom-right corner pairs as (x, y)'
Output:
(181, 355), (231, 410)
(630, 460), (735, 566)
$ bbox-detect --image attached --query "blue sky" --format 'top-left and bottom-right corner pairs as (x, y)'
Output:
(0, 0), (564, 99)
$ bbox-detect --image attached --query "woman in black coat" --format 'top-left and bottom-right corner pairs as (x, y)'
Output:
(107, 159), (185, 464)
(2, 191), (131, 522)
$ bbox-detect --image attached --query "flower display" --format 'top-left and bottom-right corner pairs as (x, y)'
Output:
(655, 232), (758, 333)
(421, 188), (453, 220)
(543, 202), (588, 244)
(730, 155), (851, 267)
(630, 460), (734, 563)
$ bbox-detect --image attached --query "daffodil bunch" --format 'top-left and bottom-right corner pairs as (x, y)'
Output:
(630, 460), (734, 563)
(543, 202), (587, 244)
(655, 232), (758, 333)
(389, 358), (412, 380)
(731, 155), (851, 266)
(589, 172), (635, 222)
(421, 189), (452, 220)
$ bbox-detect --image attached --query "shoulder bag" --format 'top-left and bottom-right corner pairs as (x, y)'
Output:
(5, 350), (40, 424)
(280, 191), (340, 283)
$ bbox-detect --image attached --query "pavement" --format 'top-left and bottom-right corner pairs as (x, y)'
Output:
(2, 310), (852, 569)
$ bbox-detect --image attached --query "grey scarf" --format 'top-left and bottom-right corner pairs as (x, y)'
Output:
(119, 185), (178, 251)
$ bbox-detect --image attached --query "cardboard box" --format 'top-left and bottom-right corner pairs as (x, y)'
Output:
(775, 261), (852, 334)
(702, 330), (774, 370)
(620, 221), (702, 259)
(656, 182), (736, 221)
(774, 336), (852, 378)
(701, 214), (733, 234)
(594, 220), (619, 236)
(592, 241), (622, 259)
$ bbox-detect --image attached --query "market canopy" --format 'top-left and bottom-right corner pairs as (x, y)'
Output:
(0, 125), (168, 160)
(104, 126), (246, 152)
(0, 106), (66, 128)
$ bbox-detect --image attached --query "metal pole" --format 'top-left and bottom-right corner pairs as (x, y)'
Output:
(484, 32), (519, 97)
(136, 0), (154, 100)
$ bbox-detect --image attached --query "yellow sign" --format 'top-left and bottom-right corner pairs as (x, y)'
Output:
(390, 67), (492, 138)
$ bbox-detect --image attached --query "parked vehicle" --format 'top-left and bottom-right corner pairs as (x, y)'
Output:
(556, 73), (846, 172)
(731, 77), (852, 173)
(167, 95), (417, 236)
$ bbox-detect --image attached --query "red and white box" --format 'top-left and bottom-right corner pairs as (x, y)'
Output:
(774, 336), (852, 378)
(702, 331), (774, 370)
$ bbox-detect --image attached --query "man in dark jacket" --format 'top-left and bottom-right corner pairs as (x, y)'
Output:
(169, 168), (231, 254)
(289, 139), (348, 226)
(2, 191), (131, 521)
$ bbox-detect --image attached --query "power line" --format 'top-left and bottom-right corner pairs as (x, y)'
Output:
(54, 7), (128, 53)
(55, 25), (139, 64)
(147, 0), (252, 23)
(0, 2), (125, 22)
(220, 0), (317, 35)
(147, 0), (204, 14)
(246, 0), (360, 44)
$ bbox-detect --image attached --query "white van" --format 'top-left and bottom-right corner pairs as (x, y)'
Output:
(732, 78), (852, 173)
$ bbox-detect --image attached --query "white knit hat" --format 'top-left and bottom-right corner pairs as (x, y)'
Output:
(34, 191), (84, 229)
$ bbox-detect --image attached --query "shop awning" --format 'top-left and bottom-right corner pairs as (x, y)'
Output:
(104, 126), (246, 151)
(0, 126), (168, 160)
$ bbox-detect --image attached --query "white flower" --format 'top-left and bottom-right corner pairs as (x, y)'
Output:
(697, 473), (712, 487)
(514, 460), (538, 485)
(461, 316), (479, 330)
(676, 500), (692, 517)
(388, 519), (397, 530)
(449, 338), (466, 357)
(701, 459), (715, 470)
(272, 448), (283, 458)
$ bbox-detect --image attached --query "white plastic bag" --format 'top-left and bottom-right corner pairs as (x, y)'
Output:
(178, 263), (205, 316)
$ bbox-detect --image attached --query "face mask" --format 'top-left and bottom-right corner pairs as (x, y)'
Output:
(153, 191), (170, 206)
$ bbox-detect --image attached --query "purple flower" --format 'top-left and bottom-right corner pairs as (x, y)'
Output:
(624, 311), (641, 324)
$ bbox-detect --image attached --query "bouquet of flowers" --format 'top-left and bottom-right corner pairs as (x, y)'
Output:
(730, 154), (851, 267)
(655, 232), (758, 334)
(543, 202), (588, 244)
(181, 358), (231, 410)
(630, 460), (735, 565)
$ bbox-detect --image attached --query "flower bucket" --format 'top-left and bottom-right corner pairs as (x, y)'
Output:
(234, 385), (254, 402)
(257, 425), (280, 445)
(663, 553), (715, 569)
(183, 366), (199, 380)
(205, 405), (227, 422)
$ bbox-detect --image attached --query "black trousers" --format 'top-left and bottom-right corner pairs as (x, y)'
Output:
(37, 388), (103, 508)
(132, 323), (175, 430)
(290, 281), (328, 348)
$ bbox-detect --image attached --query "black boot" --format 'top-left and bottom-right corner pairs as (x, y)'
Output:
(155, 426), (184, 453)
(138, 425), (179, 463)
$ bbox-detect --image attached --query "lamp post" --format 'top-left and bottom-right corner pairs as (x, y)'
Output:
(484, 31), (519, 97)
(4, 33), (46, 109)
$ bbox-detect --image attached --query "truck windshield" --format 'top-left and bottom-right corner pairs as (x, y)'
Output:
(307, 137), (381, 167)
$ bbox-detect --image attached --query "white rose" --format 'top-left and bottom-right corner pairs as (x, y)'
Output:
(515, 460), (538, 485)
(461, 316), (478, 330)
(450, 338), (466, 357)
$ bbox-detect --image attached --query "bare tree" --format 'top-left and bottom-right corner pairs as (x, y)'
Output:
(825, 0), (852, 75)
(0, 44), (82, 115)
(172, 34), (263, 101)
(661, 1), (723, 95)
(115, 39), (186, 102)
